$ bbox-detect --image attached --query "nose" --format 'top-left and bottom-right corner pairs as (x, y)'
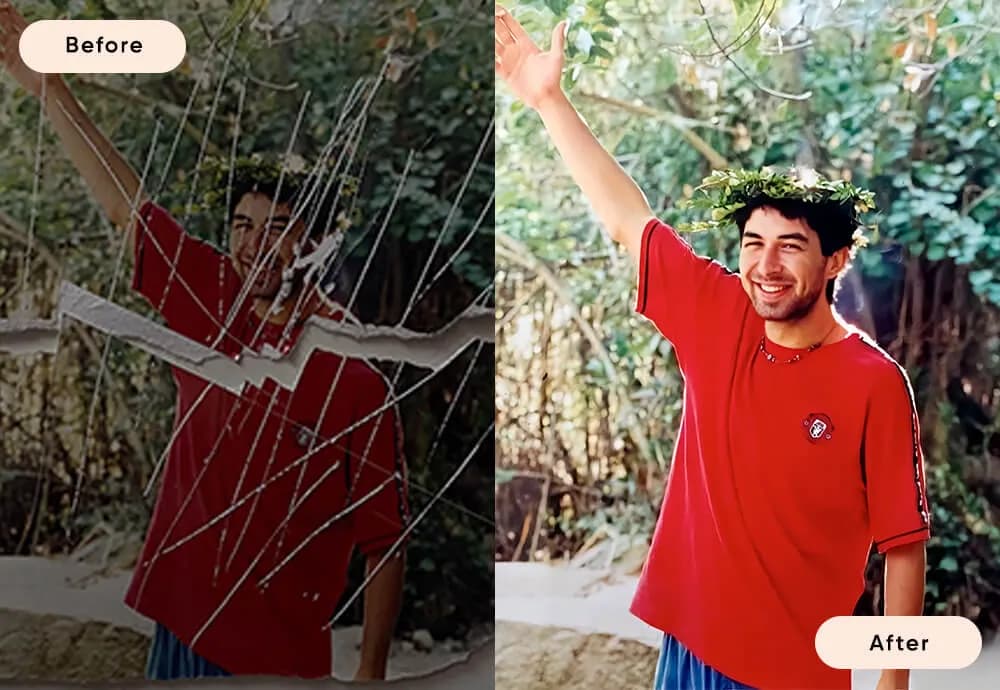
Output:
(240, 225), (267, 258)
(759, 243), (783, 276)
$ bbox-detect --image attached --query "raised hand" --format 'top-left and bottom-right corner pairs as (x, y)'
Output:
(494, 5), (567, 111)
(0, 0), (44, 98)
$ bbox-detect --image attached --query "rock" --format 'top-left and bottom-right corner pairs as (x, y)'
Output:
(496, 620), (657, 690)
(411, 628), (434, 651)
(0, 608), (148, 681)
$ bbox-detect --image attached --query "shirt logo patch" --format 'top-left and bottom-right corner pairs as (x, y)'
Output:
(803, 413), (834, 443)
(294, 425), (317, 448)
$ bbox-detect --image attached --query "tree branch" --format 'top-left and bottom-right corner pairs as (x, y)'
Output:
(496, 233), (656, 467)
(0, 210), (152, 471)
(72, 78), (224, 158)
(576, 92), (729, 169)
(696, 0), (812, 102)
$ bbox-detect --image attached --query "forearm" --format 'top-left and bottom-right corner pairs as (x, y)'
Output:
(879, 542), (926, 689)
(357, 550), (405, 680)
(534, 90), (652, 255)
(41, 75), (144, 230)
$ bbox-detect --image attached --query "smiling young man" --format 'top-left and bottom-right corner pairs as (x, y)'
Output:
(495, 7), (929, 690)
(2, 1), (408, 680)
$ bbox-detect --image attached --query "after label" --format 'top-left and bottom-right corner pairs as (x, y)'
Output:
(869, 634), (929, 652)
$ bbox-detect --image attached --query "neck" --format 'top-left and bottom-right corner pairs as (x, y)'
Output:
(253, 288), (305, 326)
(764, 303), (843, 349)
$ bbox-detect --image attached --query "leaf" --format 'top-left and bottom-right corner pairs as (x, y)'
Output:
(939, 556), (959, 572)
(926, 244), (947, 262)
(970, 269), (992, 289)
(574, 28), (594, 56)
(925, 13), (937, 42)
(946, 35), (959, 58)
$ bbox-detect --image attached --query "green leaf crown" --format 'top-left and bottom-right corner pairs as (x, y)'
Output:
(184, 152), (361, 233)
(677, 166), (876, 248)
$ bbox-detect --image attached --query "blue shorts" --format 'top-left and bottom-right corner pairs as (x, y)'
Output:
(146, 623), (231, 680)
(653, 634), (756, 690)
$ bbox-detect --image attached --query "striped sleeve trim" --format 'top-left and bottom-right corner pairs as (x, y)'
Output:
(875, 526), (930, 553)
(636, 218), (659, 315)
(859, 339), (930, 528)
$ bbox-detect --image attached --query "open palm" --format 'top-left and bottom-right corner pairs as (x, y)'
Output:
(495, 5), (566, 110)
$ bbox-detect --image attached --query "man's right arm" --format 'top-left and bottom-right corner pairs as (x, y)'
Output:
(41, 75), (146, 232)
(495, 6), (653, 263)
(1, 2), (145, 238)
(535, 91), (653, 263)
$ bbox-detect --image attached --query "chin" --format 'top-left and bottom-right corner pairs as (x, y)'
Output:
(752, 297), (818, 323)
(247, 282), (280, 300)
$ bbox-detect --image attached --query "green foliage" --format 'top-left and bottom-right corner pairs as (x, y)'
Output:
(922, 463), (1000, 630)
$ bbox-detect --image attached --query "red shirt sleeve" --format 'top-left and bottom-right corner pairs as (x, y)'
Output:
(348, 373), (410, 556)
(131, 201), (233, 343)
(635, 218), (743, 356)
(864, 365), (932, 553)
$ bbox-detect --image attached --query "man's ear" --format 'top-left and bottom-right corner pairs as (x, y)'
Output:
(825, 246), (851, 279)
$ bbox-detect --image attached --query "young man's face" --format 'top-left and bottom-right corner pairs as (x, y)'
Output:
(738, 206), (841, 322)
(228, 192), (308, 299)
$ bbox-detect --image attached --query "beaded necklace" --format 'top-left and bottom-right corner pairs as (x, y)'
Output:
(758, 323), (839, 365)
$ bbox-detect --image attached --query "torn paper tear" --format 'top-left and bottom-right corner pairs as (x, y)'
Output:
(0, 282), (494, 394)
(0, 318), (60, 355)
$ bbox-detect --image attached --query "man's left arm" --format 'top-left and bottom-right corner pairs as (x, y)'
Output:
(863, 367), (932, 690)
(355, 548), (405, 681)
(350, 381), (410, 681)
(876, 541), (927, 690)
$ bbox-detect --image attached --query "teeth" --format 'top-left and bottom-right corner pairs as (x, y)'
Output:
(759, 284), (785, 293)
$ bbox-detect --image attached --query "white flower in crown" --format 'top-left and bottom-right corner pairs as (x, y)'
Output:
(792, 166), (820, 188)
(283, 153), (308, 175)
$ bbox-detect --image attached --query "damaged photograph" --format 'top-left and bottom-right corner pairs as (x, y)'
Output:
(0, 0), (493, 687)
(495, 1), (1000, 689)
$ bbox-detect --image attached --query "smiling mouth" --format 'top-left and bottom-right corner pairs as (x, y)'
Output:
(754, 282), (791, 298)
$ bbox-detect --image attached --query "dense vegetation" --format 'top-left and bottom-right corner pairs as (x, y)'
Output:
(0, 0), (493, 640)
(496, 0), (1000, 636)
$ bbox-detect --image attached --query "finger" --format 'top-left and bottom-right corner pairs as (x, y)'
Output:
(498, 11), (532, 46)
(494, 23), (508, 47)
(496, 16), (519, 45)
(495, 54), (510, 81)
(495, 31), (509, 57)
(551, 20), (567, 55)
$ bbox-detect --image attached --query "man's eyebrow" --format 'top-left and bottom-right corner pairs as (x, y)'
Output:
(742, 231), (809, 243)
(231, 213), (291, 224)
(777, 232), (809, 243)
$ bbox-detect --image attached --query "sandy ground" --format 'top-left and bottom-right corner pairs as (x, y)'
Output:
(496, 562), (1000, 690)
(0, 556), (489, 687)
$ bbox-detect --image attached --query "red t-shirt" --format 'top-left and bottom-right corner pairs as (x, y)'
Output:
(630, 219), (931, 690)
(123, 201), (410, 677)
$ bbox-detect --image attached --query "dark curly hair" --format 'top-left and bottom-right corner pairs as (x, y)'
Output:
(733, 196), (858, 303)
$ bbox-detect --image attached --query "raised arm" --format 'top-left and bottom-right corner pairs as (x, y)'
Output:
(0, 1), (146, 235)
(495, 5), (653, 262)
